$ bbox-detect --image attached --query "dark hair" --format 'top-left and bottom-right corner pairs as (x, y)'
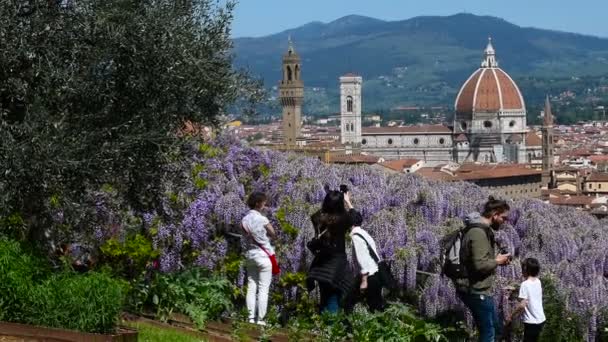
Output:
(352, 211), (363, 226)
(321, 190), (346, 215)
(481, 196), (510, 218)
(247, 192), (267, 210)
(522, 257), (540, 277)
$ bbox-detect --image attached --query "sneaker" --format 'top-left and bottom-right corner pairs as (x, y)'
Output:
(248, 318), (255, 324)
(256, 320), (267, 326)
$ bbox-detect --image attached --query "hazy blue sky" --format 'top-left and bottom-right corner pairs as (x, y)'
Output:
(231, 0), (608, 38)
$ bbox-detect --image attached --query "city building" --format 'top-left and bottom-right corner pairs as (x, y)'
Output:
(417, 163), (542, 199)
(337, 38), (538, 166)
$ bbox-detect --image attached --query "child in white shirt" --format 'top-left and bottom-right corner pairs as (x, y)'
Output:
(349, 215), (385, 312)
(507, 257), (546, 342)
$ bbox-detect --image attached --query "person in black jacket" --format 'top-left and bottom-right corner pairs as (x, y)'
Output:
(308, 188), (361, 313)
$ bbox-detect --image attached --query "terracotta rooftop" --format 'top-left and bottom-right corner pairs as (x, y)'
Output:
(525, 131), (542, 147)
(587, 172), (608, 182)
(362, 124), (451, 135)
(328, 154), (382, 164)
(549, 195), (594, 207)
(589, 155), (608, 163)
(541, 189), (577, 197)
(379, 159), (421, 172)
(417, 164), (541, 182)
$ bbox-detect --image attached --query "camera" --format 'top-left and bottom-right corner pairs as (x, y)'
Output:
(339, 184), (349, 193)
(499, 247), (513, 262)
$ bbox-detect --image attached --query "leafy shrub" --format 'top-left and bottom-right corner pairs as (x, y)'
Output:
(0, 238), (124, 334)
(0, 238), (46, 321)
(539, 275), (583, 342)
(284, 304), (449, 342)
(25, 272), (126, 334)
(128, 267), (233, 329)
(349, 304), (448, 342)
(100, 233), (159, 277)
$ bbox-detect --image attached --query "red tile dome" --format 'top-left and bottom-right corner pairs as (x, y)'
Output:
(455, 39), (525, 113)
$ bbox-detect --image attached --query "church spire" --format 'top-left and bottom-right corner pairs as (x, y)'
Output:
(287, 34), (295, 55)
(543, 95), (553, 126)
(542, 95), (555, 188)
(481, 37), (498, 68)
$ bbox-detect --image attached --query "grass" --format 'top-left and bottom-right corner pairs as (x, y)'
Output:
(123, 321), (207, 342)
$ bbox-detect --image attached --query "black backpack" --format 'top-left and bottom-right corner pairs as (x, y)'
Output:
(441, 223), (490, 280)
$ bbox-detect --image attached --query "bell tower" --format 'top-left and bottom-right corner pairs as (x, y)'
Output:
(279, 37), (304, 145)
(542, 95), (555, 187)
(340, 73), (363, 144)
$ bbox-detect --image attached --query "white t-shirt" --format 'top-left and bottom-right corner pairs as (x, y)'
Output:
(350, 227), (380, 276)
(518, 278), (546, 324)
(242, 210), (274, 258)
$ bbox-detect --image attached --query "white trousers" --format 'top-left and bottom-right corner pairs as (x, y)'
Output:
(245, 254), (272, 322)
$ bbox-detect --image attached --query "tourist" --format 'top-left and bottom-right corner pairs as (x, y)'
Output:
(241, 192), (276, 326)
(349, 214), (385, 312)
(455, 196), (512, 342)
(506, 258), (546, 342)
(307, 186), (361, 313)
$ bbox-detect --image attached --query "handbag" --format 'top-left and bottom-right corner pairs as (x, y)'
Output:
(352, 233), (397, 290)
(242, 223), (280, 275)
(306, 228), (329, 255)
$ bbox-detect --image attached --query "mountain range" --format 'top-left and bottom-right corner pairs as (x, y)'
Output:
(233, 13), (608, 115)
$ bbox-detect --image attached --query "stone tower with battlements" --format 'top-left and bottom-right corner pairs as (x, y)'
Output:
(279, 38), (304, 145)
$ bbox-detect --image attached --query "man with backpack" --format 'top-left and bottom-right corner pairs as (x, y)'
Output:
(443, 196), (512, 342)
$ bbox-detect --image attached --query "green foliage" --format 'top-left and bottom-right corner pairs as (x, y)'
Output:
(0, 0), (262, 249)
(123, 321), (205, 342)
(0, 212), (27, 240)
(128, 268), (233, 329)
(275, 272), (317, 320)
(198, 143), (223, 158)
(0, 238), (125, 333)
(539, 275), (583, 342)
(100, 234), (160, 275)
(286, 303), (449, 342)
(258, 164), (271, 177)
(275, 206), (299, 239)
(349, 304), (449, 342)
(218, 252), (244, 281)
(25, 272), (126, 334)
(0, 238), (46, 321)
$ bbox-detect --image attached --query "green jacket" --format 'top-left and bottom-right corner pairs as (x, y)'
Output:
(456, 223), (497, 295)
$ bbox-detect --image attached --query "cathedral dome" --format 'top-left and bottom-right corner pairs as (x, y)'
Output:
(454, 39), (525, 113)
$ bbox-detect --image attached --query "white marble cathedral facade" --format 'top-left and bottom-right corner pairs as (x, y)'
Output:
(341, 39), (534, 166)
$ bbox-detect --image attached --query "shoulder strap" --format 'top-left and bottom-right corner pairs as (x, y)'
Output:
(464, 224), (492, 241)
(352, 233), (380, 264)
(241, 222), (272, 257)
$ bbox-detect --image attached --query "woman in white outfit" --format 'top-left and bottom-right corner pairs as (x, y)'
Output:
(241, 192), (276, 326)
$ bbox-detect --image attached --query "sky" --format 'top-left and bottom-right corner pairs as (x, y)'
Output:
(231, 0), (608, 38)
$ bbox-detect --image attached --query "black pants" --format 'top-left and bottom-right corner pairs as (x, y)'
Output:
(365, 273), (385, 312)
(343, 273), (385, 313)
(523, 322), (544, 342)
